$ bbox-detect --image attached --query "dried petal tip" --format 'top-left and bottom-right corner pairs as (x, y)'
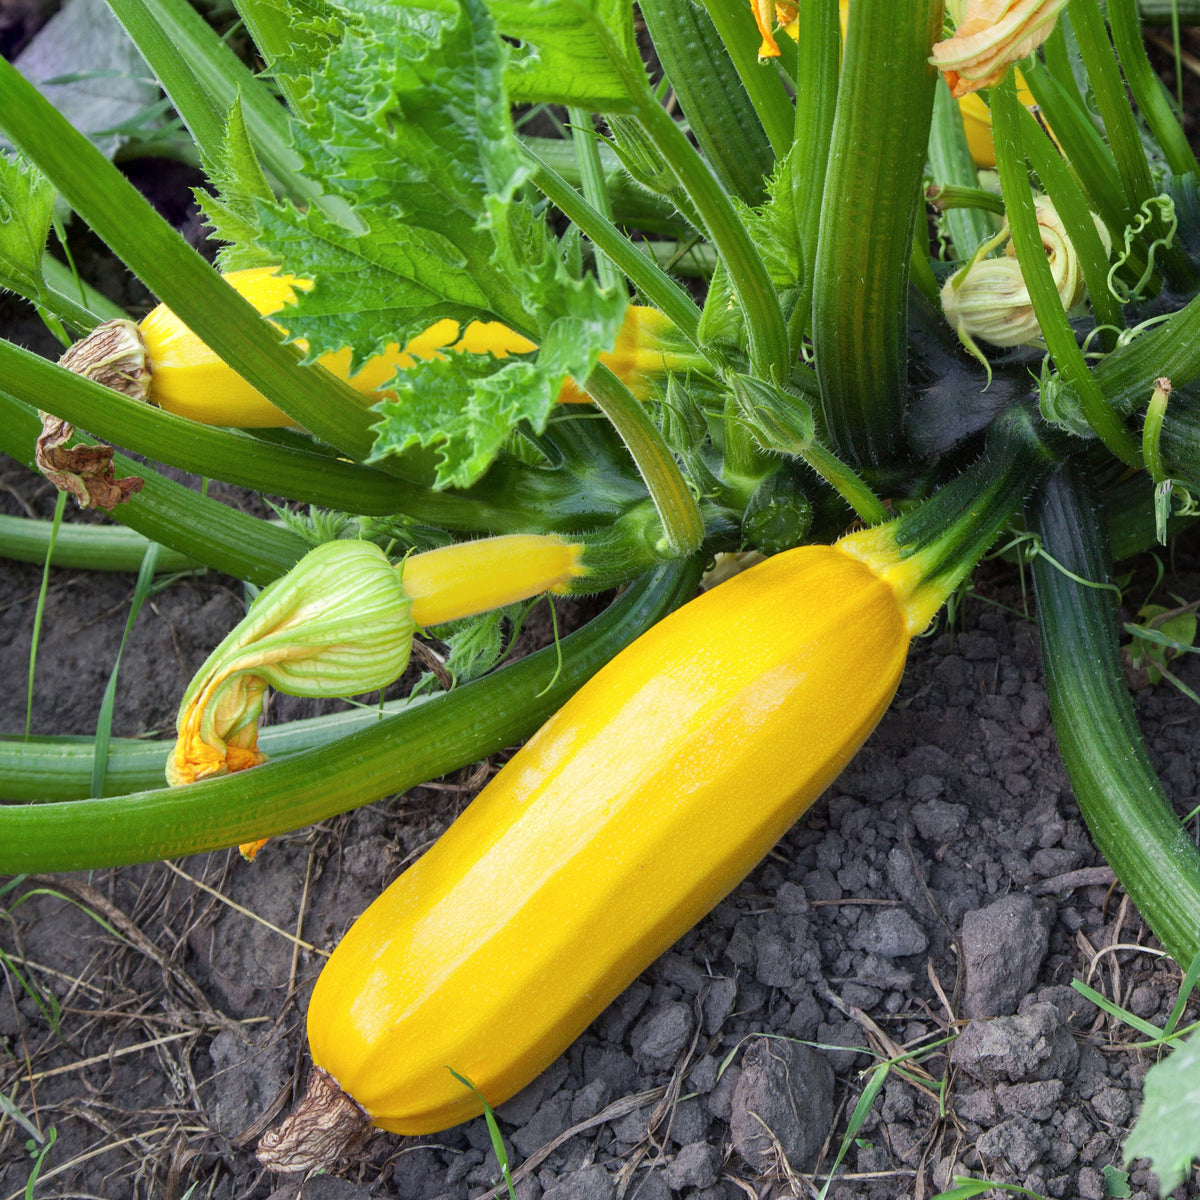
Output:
(35, 412), (144, 511)
(257, 1067), (372, 1174)
(58, 319), (151, 401)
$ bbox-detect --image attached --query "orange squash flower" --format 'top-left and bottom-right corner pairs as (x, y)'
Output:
(930, 0), (1066, 97)
(750, 0), (798, 58)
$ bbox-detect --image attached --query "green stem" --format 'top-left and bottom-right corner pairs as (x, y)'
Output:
(1014, 104), (1123, 341)
(787, 0), (841, 346)
(569, 108), (619, 292)
(108, 0), (330, 216)
(699, 0), (795, 160)
(527, 152), (703, 346)
(925, 183), (1007, 217)
(1094, 291), (1200, 416)
(631, 87), (790, 382)
(1020, 58), (1135, 248)
(910, 220), (941, 308)
(0, 515), (199, 574)
(1069, 0), (1157, 205)
(0, 390), (315, 584)
(894, 405), (1060, 588)
(1069, 0), (1195, 290)
(519, 136), (684, 234)
(810, 0), (942, 465)
(0, 57), (390, 463)
(582, 364), (704, 556)
(719, 394), (770, 507)
(1106, 0), (1200, 180)
(0, 702), (432, 800)
(0, 561), (702, 870)
(991, 78), (1141, 468)
(1030, 463), (1200, 967)
(640, 0), (776, 201)
(0, 340), (416, 512)
(42, 257), (128, 323)
(927, 79), (997, 259)
(796, 439), (890, 526)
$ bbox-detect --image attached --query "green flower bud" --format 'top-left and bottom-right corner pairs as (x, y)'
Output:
(167, 540), (413, 787)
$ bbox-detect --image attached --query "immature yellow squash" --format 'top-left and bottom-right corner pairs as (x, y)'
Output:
(259, 538), (915, 1163)
(138, 268), (682, 426)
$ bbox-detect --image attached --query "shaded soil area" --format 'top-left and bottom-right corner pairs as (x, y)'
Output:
(3, 442), (1200, 1199)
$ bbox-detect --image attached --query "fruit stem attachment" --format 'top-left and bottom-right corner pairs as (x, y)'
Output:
(256, 1067), (370, 1174)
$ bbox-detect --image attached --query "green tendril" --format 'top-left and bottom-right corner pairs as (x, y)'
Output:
(1107, 195), (1179, 303)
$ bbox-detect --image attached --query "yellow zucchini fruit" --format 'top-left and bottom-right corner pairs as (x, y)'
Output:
(137, 268), (680, 426)
(293, 538), (915, 1141)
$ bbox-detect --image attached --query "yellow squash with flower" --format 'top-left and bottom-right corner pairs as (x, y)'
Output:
(166, 533), (587, 857)
(254, 491), (1014, 1164)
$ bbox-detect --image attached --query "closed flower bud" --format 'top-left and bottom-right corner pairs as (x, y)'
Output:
(930, 0), (1067, 98)
(940, 196), (1108, 352)
(166, 540), (414, 788)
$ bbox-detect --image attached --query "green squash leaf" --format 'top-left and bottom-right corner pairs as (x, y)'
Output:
(0, 151), (55, 298)
(196, 96), (278, 271)
(255, 0), (626, 486)
(1124, 1028), (1200, 1195)
(487, 0), (638, 110)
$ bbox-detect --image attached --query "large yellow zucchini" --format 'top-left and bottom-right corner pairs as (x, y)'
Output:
(300, 542), (910, 1136)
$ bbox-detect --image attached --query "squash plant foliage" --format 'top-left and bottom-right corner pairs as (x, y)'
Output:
(2, 0), (1200, 1123)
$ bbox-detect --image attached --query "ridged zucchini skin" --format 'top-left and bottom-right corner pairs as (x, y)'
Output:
(637, 0), (773, 204)
(306, 545), (909, 1134)
(1030, 465), (1200, 967)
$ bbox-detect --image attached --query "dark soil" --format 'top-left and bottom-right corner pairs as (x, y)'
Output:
(4, 427), (1200, 1200)
(4, 9), (1200, 1200)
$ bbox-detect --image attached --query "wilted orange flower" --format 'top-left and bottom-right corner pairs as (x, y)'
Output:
(930, 0), (1066, 97)
(750, 0), (798, 58)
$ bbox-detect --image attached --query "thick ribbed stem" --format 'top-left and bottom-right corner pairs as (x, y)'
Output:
(810, 0), (942, 465)
(1030, 464), (1200, 967)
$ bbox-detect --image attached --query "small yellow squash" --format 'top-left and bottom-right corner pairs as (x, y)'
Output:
(138, 268), (681, 426)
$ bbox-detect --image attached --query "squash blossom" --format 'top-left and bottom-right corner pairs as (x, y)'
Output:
(55, 268), (688, 428)
(929, 0), (1067, 97)
(166, 541), (415, 792)
(940, 195), (1108, 353)
(167, 534), (586, 856)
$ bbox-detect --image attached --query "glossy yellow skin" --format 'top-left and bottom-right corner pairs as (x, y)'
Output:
(403, 534), (586, 628)
(306, 543), (910, 1134)
(138, 268), (672, 426)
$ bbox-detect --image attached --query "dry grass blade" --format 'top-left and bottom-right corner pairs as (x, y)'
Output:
(162, 862), (328, 958)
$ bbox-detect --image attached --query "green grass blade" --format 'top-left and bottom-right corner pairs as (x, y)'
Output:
(90, 542), (162, 797)
(24, 492), (66, 740)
